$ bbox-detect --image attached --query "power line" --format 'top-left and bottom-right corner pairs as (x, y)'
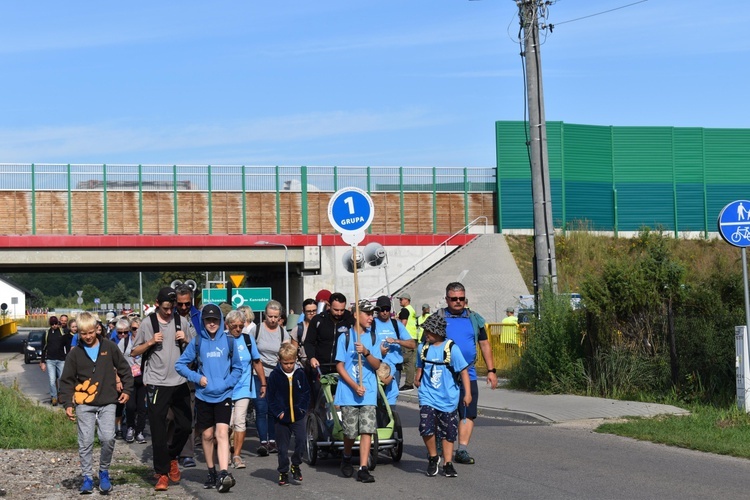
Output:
(553, 0), (649, 27)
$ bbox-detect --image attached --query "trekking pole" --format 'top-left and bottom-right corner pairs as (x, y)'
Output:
(352, 245), (363, 388)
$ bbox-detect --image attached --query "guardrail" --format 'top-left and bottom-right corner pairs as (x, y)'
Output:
(369, 216), (488, 297)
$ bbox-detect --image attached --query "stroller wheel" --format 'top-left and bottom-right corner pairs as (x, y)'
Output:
(305, 414), (319, 465)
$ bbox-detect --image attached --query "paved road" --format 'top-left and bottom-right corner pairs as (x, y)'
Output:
(3, 329), (750, 499)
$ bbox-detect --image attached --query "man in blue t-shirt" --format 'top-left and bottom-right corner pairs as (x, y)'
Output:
(441, 282), (498, 466)
(334, 300), (382, 484)
(372, 295), (416, 402)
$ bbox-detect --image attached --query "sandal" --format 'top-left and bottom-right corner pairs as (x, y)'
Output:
(232, 456), (246, 469)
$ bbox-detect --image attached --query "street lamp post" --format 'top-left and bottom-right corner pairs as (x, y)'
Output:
(257, 241), (289, 315)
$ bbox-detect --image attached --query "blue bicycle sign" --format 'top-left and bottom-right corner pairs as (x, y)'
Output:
(718, 200), (750, 248)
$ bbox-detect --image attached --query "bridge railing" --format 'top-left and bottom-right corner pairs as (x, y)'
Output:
(0, 164), (495, 236)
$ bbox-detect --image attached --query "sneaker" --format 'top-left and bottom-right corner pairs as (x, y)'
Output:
(52, 397), (58, 407)
(80, 475), (94, 494)
(231, 456), (246, 469)
(427, 455), (440, 477)
(290, 464), (302, 482)
(203, 471), (218, 489)
(168, 459), (181, 483)
(114, 430), (123, 440)
(278, 472), (289, 486)
(454, 449), (475, 465)
(181, 457), (196, 468)
(267, 440), (278, 454)
(356, 466), (375, 483)
(154, 474), (169, 491)
(125, 427), (135, 443)
(217, 470), (233, 493)
(340, 456), (354, 478)
(443, 462), (458, 477)
(399, 384), (414, 392)
(98, 470), (112, 493)
(257, 443), (269, 457)
(136, 432), (147, 444)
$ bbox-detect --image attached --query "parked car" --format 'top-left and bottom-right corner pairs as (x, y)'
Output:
(22, 330), (45, 364)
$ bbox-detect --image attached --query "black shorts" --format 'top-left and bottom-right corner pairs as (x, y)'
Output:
(458, 379), (479, 419)
(195, 397), (233, 430)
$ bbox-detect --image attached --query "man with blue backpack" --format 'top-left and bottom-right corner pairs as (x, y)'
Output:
(440, 282), (498, 466)
(176, 304), (242, 493)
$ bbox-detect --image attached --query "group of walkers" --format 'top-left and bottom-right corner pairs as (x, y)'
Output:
(45, 280), (498, 494)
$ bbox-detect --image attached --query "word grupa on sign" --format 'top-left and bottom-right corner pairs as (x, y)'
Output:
(340, 216), (365, 225)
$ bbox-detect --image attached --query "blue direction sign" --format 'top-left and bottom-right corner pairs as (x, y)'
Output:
(718, 200), (750, 248)
(328, 187), (374, 246)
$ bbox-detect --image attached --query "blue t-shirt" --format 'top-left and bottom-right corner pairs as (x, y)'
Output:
(416, 341), (468, 413)
(333, 327), (382, 407)
(372, 317), (410, 366)
(444, 310), (478, 381)
(83, 343), (100, 363)
(381, 358), (399, 405)
(232, 334), (262, 400)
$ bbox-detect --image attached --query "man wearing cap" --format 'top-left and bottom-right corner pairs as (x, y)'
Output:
(500, 306), (520, 346)
(372, 296), (416, 399)
(397, 293), (418, 391)
(131, 286), (196, 491)
(40, 315), (72, 406)
(416, 304), (432, 342)
(315, 289), (332, 314)
(439, 281), (498, 466)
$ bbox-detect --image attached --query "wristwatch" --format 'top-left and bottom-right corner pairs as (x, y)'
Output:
(487, 368), (496, 374)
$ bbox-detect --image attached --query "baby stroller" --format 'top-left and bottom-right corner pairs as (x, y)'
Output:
(304, 372), (403, 469)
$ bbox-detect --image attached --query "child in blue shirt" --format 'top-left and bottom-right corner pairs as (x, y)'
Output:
(334, 300), (382, 484)
(415, 314), (471, 479)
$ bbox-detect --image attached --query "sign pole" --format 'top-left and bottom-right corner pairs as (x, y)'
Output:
(743, 248), (750, 339)
(352, 246), (363, 387)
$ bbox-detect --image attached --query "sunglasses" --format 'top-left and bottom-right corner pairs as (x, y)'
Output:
(304, 309), (317, 314)
(176, 301), (191, 307)
(380, 306), (391, 312)
(131, 327), (139, 331)
(448, 296), (466, 302)
(117, 330), (129, 335)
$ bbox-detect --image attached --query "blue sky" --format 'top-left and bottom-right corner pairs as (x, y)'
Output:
(1, 1), (747, 167)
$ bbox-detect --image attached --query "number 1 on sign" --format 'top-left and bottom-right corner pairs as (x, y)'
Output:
(344, 196), (354, 214)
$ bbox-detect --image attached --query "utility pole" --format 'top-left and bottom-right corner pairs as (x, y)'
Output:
(518, 0), (558, 294)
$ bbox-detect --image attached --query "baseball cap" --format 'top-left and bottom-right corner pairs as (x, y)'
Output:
(157, 286), (177, 303)
(506, 306), (515, 313)
(49, 315), (59, 326)
(315, 289), (332, 303)
(421, 314), (447, 338)
(201, 304), (222, 321)
(421, 303), (430, 309)
(357, 299), (377, 313)
(375, 295), (391, 309)
(398, 292), (411, 301)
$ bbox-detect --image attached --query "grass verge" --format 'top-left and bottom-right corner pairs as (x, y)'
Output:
(596, 405), (750, 458)
(0, 382), (78, 449)
(109, 464), (155, 488)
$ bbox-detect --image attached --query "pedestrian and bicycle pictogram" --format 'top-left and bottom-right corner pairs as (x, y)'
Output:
(718, 200), (750, 248)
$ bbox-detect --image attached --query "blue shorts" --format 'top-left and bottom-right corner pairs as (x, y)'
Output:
(418, 405), (458, 442)
(458, 379), (479, 419)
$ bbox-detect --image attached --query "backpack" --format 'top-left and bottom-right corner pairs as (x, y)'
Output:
(419, 340), (460, 384)
(241, 333), (256, 393)
(341, 327), (377, 351)
(140, 312), (182, 373)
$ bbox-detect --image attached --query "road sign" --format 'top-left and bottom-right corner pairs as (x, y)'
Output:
(328, 187), (374, 246)
(94, 298), (100, 304)
(718, 200), (750, 247)
(202, 288), (228, 305)
(231, 287), (272, 310)
(230, 274), (245, 288)
(77, 297), (83, 305)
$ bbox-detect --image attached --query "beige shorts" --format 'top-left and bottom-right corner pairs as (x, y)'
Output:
(341, 405), (376, 439)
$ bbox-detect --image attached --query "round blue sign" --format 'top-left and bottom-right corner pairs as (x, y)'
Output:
(328, 187), (374, 235)
(718, 200), (750, 248)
